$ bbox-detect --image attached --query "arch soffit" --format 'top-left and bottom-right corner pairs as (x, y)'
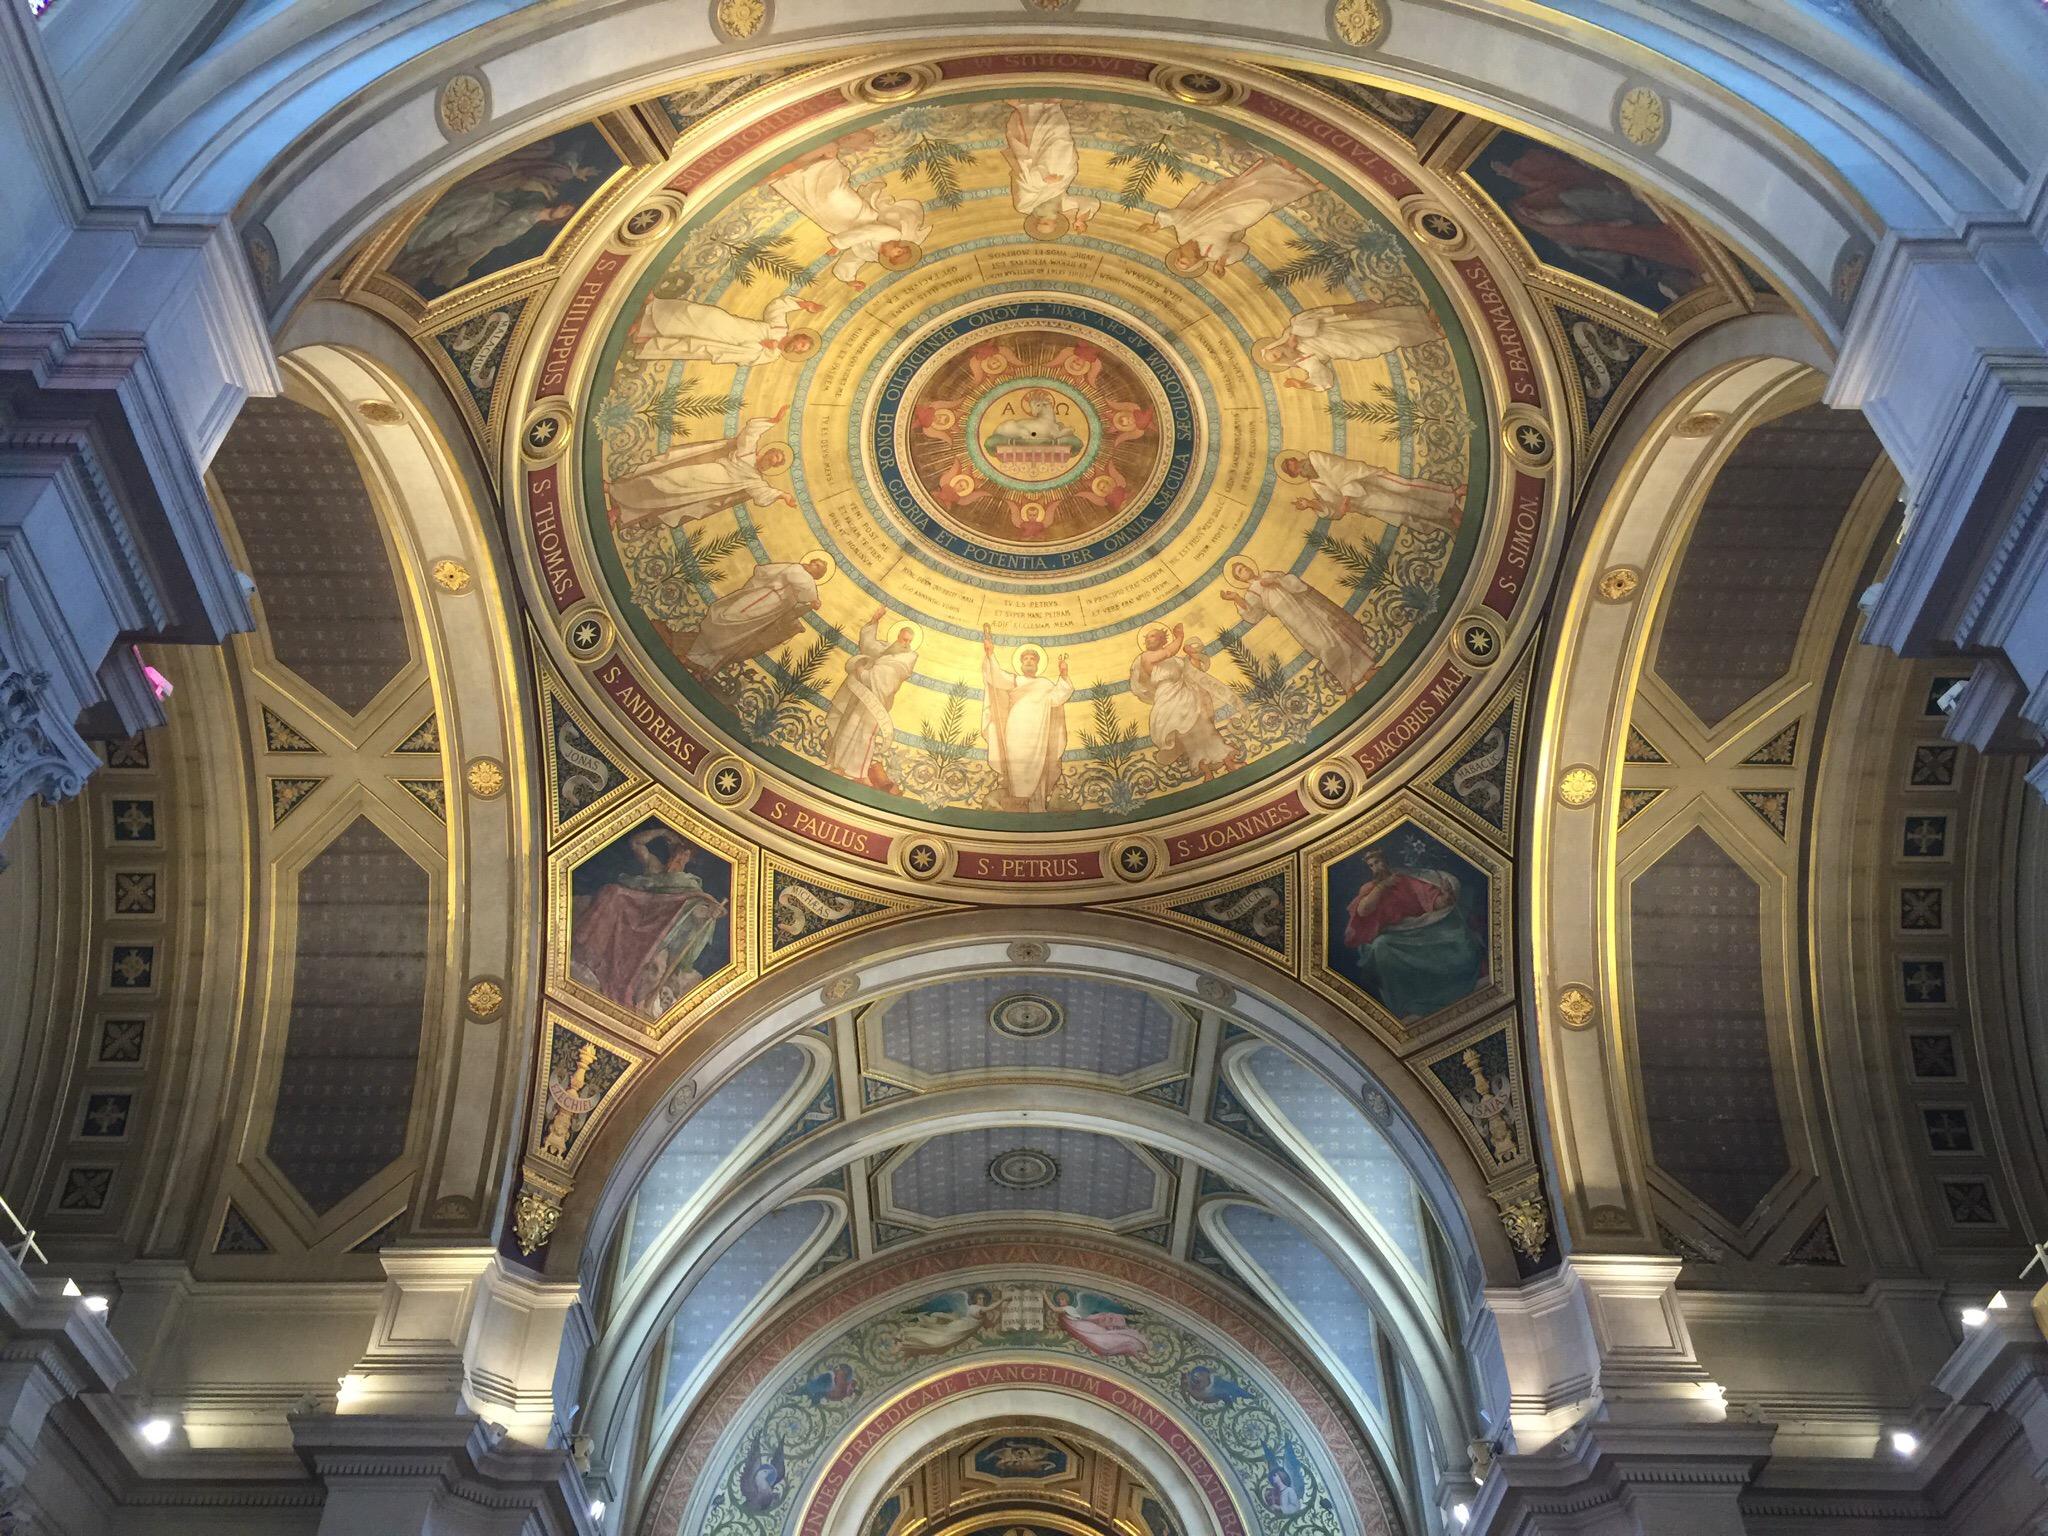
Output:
(814, 1397), (1227, 1536)
(812, 1387), (1228, 1536)
(579, 1079), (1479, 1484)
(269, 341), (543, 1237)
(635, 1232), (1406, 1536)
(1523, 337), (1842, 1247)
(1192, 1195), (1428, 1522)
(562, 911), (1515, 1290)
(166, 7), (2003, 333)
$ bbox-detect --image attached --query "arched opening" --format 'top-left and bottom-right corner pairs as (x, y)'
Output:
(565, 922), (1505, 1535)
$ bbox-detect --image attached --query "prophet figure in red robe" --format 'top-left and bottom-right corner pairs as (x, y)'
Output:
(1485, 140), (1703, 307)
(571, 825), (728, 1018)
(1342, 845), (1486, 1021)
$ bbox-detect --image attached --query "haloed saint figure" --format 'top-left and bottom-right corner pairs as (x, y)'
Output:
(569, 819), (731, 1019)
(1332, 832), (1488, 1023)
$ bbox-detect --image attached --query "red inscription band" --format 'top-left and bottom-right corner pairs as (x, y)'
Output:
(525, 464), (585, 611)
(952, 847), (1106, 884)
(939, 53), (1154, 85)
(1354, 659), (1469, 774)
(594, 655), (708, 774)
(535, 250), (628, 400)
(668, 89), (848, 193)
(1243, 90), (1417, 198)
(1454, 257), (1540, 406)
(1165, 790), (1310, 866)
(1483, 472), (1547, 617)
(751, 787), (889, 863)
(796, 1361), (1246, 1536)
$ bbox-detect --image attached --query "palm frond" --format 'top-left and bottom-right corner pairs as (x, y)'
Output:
(1267, 228), (1400, 289)
(753, 634), (833, 741)
(638, 382), (741, 424)
(1333, 382), (1473, 443)
(778, 635), (833, 699)
(1085, 694), (1138, 774)
(1316, 531), (1396, 595)
(921, 692), (970, 766)
(679, 526), (751, 581)
(1107, 134), (1189, 210)
(1393, 577), (1442, 621)
(1220, 635), (1288, 706)
(902, 135), (976, 209)
(716, 232), (808, 285)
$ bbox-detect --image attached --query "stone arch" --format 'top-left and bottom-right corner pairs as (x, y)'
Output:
(634, 1233), (1410, 1536)
(1524, 294), (1923, 1269)
(807, 1378), (1237, 1536)
(250, 341), (542, 1241)
(562, 914), (1519, 1526)
(580, 1082), (1480, 1506)
(815, 1408), (1221, 1536)
(562, 910), (1513, 1286)
(103, 4), (2019, 335)
(1529, 348), (1826, 1246)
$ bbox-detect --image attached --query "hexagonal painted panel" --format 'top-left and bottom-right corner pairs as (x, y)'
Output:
(267, 817), (429, 1214)
(558, 806), (748, 1031)
(1630, 826), (1789, 1226)
(862, 975), (1192, 1095)
(877, 1128), (1170, 1236)
(1309, 805), (1506, 1035)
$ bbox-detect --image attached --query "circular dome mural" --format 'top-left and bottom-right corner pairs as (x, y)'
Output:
(526, 55), (1561, 890)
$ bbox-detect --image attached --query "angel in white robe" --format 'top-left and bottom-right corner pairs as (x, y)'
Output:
(678, 557), (827, 677)
(1151, 156), (1317, 276)
(822, 610), (918, 791)
(892, 1290), (997, 1357)
(1130, 624), (1239, 779)
(627, 292), (821, 367)
(769, 138), (928, 287)
(606, 413), (794, 528)
(1254, 301), (1443, 389)
(1281, 450), (1463, 535)
(1003, 102), (1099, 239)
(980, 625), (1071, 813)
(1221, 560), (1379, 694)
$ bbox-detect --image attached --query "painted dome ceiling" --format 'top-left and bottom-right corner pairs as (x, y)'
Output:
(481, 50), (1690, 896)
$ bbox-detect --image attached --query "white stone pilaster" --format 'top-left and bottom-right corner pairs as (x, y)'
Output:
(0, 0), (271, 857)
(291, 1413), (594, 1536)
(1836, 183), (2048, 795)
(348, 1248), (585, 1450)
(0, 1247), (131, 1533)
(1473, 1256), (1766, 1534)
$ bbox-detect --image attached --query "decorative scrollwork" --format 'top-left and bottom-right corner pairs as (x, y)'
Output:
(513, 1187), (563, 1255)
(1495, 1182), (1551, 1261)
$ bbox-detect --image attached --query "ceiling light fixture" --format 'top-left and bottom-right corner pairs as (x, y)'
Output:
(139, 1417), (173, 1447)
(1888, 1430), (1919, 1457)
(1452, 1504), (1472, 1527)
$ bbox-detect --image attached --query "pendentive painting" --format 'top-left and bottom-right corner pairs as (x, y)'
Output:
(1465, 129), (1706, 313)
(567, 815), (734, 1022)
(390, 123), (623, 303)
(1319, 822), (1493, 1026)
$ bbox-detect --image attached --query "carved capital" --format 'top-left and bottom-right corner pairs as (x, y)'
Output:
(513, 1187), (563, 1256)
(1493, 1179), (1552, 1262)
